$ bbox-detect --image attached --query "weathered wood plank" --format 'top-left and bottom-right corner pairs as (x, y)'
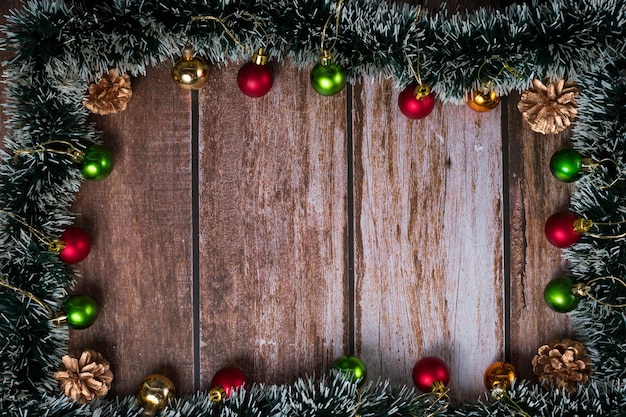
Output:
(506, 92), (572, 380)
(70, 66), (195, 395)
(198, 63), (348, 387)
(353, 79), (504, 401)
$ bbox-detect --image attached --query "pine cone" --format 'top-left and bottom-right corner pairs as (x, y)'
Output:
(531, 338), (593, 392)
(83, 69), (132, 115)
(517, 79), (578, 135)
(54, 349), (113, 403)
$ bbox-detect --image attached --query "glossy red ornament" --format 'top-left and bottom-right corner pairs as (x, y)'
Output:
(237, 49), (274, 98)
(210, 367), (247, 399)
(398, 83), (436, 119)
(58, 227), (91, 264)
(544, 211), (582, 248)
(412, 356), (450, 392)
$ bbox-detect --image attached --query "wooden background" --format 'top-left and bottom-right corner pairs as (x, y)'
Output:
(0, 0), (573, 402)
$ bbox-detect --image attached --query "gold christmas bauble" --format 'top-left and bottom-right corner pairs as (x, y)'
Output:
(137, 374), (176, 417)
(467, 88), (501, 112)
(172, 46), (209, 90)
(484, 361), (518, 392)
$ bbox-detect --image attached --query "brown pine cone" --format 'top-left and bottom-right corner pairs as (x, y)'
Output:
(83, 69), (132, 115)
(531, 338), (593, 392)
(53, 349), (113, 403)
(517, 79), (578, 135)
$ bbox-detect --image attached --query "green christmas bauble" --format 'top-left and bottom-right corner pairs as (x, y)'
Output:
(63, 294), (99, 329)
(550, 148), (583, 183)
(81, 146), (114, 180)
(310, 62), (346, 96)
(544, 277), (579, 313)
(331, 355), (367, 384)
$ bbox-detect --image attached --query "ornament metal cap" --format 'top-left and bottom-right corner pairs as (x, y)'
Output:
(573, 218), (593, 233)
(581, 158), (598, 173)
(208, 386), (225, 402)
(414, 84), (431, 99)
(181, 46), (194, 61)
(319, 50), (333, 66)
(252, 48), (268, 66)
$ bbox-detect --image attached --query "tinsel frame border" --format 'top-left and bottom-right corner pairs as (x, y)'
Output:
(0, 0), (625, 415)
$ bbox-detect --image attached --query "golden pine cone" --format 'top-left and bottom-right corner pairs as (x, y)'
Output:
(517, 79), (578, 135)
(83, 69), (132, 115)
(531, 338), (593, 392)
(53, 349), (113, 403)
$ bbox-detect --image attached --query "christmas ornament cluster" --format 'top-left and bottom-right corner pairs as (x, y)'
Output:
(1, 0), (626, 416)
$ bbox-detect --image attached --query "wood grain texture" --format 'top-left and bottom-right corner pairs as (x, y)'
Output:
(198, 63), (348, 388)
(353, 79), (504, 401)
(505, 92), (572, 380)
(70, 66), (195, 395)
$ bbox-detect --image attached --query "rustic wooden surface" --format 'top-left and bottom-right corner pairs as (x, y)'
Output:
(353, 79), (504, 400)
(70, 67), (195, 395)
(0, 0), (573, 403)
(505, 92), (573, 380)
(197, 63), (348, 387)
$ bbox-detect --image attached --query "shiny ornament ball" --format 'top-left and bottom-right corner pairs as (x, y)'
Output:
(58, 227), (91, 263)
(81, 146), (114, 180)
(63, 294), (99, 329)
(310, 62), (346, 96)
(398, 83), (436, 119)
(172, 46), (209, 90)
(210, 367), (247, 400)
(331, 355), (367, 383)
(544, 276), (580, 313)
(137, 374), (176, 417)
(550, 148), (583, 182)
(484, 361), (518, 391)
(412, 356), (450, 392)
(467, 89), (501, 112)
(238, 62), (274, 98)
(544, 211), (582, 248)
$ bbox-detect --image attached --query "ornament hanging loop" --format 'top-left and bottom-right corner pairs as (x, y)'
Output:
(0, 209), (64, 253)
(191, 11), (268, 55)
(476, 55), (521, 89)
(13, 140), (85, 164)
(491, 388), (531, 417)
(409, 381), (450, 417)
(402, 6), (425, 87)
(572, 276), (626, 308)
(319, 0), (345, 58)
(583, 217), (626, 239)
(0, 275), (54, 318)
(587, 158), (624, 189)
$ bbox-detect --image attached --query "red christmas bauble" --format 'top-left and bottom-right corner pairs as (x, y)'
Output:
(237, 62), (274, 98)
(58, 227), (91, 264)
(210, 367), (248, 398)
(398, 83), (436, 119)
(412, 356), (450, 392)
(544, 211), (582, 248)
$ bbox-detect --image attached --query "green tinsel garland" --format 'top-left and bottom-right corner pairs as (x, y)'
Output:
(0, 0), (625, 415)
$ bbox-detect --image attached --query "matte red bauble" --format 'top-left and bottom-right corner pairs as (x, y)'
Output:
(237, 48), (273, 98)
(210, 367), (247, 399)
(412, 356), (450, 392)
(544, 211), (582, 248)
(58, 227), (91, 264)
(398, 83), (436, 119)
(237, 62), (273, 97)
